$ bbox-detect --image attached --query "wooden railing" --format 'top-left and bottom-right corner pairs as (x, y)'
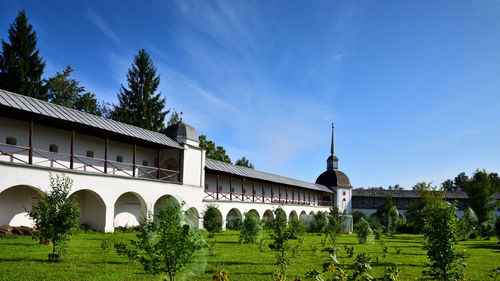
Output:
(203, 189), (332, 207)
(0, 142), (180, 182)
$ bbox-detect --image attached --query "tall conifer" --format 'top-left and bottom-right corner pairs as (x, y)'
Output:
(0, 9), (46, 99)
(112, 49), (167, 131)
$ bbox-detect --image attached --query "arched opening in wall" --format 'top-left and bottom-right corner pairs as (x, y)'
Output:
(299, 210), (310, 226)
(186, 207), (200, 229)
(247, 209), (259, 219)
(299, 211), (307, 221)
(309, 211), (315, 215)
(113, 192), (146, 229)
(263, 209), (274, 221)
(154, 195), (180, 216)
(288, 210), (298, 222)
(0, 185), (39, 227)
(69, 189), (106, 232)
(226, 208), (243, 230)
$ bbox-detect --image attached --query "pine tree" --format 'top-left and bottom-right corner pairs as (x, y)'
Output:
(0, 9), (46, 99)
(46, 65), (84, 108)
(112, 49), (167, 131)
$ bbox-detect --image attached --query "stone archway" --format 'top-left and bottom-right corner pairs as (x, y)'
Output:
(263, 209), (274, 221)
(186, 207), (200, 229)
(70, 189), (106, 232)
(0, 185), (40, 227)
(288, 210), (298, 222)
(226, 208), (243, 230)
(113, 192), (146, 228)
(154, 195), (180, 215)
(247, 209), (259, 219)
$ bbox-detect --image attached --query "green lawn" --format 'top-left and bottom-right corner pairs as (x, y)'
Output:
(0, 231), (498, 280)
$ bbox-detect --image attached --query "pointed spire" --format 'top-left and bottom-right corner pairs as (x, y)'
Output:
(330, 122), (334, 156)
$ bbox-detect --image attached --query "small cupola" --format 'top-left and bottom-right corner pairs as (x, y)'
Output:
(163, 118), (199, 147)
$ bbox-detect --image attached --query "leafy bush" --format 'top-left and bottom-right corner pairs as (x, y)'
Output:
(354, 218), (374, 244)
(457, 207), (478, 240)
(328, 205), (345, 234)
(345, 244), (355, 258)
(226, 219), (243, 231)
(203, 205), (222, 238)
(478, 220), (495, 240)
(289, 218), (306, 238)
(114, 202), (204, 281)
(351, 211), (368, 225)
(422, 202), (466, 281)
(240, 212), (262, 243)
(352, 253), (373, 281)
(310, 211), (328, 233)
(382, 265), (400, 281)
(268, 208), (295, 280)
(27, 174), (80, 262)
(386, 206), (400, 235)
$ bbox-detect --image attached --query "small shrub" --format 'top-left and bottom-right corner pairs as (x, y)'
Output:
(386, 206), (400, 235)
(100, 238), (115, 253)
(289, 218), (306, 238)
(352, 253), (373, 281)
(212, 264), (230, 281)
(373, 228), (382, 240)
(382, 265), (400, 281)
(312, 242), (319, 255)
(203, 205), (222, 238)
(395, 248), (403, 255)
(208, 241), (216, 256)
(310, 211), (328, 233)
(379, 240), (387, 257)
(258, 239), (266, 252)
(478, 220), (495, 240)
(226, 219), (243, 231)
(344, 245), (355, 258)
(457, 207), (478, 240)
(240, 213), (262, 244)
(354, 218), (374, 244)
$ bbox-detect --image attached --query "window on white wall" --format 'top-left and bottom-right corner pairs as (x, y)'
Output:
(49, 144), (58, 153)
(142, 160), (148, 166)
(116, 155), (123, 162)
(86, 150), (94, 158)
(6, 136), (16, 145)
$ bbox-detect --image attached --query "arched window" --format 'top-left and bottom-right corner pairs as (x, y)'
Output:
(6, 136), (16, 145)
(49, 144), (58, 153)
(86, 150), (94, 158)
(116, 155), (123, 163)
(142, 160), (148, 166)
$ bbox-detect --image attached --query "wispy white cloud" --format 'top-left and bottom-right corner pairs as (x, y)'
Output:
(86, 10), (121, 45)
(328, 54), (343, 62)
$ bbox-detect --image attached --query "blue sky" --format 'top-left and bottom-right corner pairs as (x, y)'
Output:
(1, 0), (499, 189)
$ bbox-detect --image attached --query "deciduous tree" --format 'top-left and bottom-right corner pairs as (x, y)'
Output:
(27, 174), (80, 262)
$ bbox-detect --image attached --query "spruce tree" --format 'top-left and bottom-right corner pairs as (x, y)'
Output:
(0, 9), (46, 99)
(112, 49), (167, 131)
(46, 65), (84, 108)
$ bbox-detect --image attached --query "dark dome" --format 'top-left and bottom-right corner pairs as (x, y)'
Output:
(315, 170), (352, 188)
(164, 121), (198, 142)
(327, 155), (338, 161)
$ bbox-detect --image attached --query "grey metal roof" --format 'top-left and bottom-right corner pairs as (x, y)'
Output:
(205, 158), (333, 193)
(351, 189), (485, 200)
(0, 89), (183, 149)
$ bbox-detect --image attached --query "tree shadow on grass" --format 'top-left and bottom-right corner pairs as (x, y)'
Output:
(0, 257), (47, 262)
(463, 242), (500, 253)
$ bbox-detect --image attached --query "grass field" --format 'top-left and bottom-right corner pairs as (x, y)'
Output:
(0, 230), (499, 281)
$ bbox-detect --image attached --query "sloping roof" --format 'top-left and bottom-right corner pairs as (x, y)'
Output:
(351, 189), (487, 200)
(205, 158), (333, 193)
(0, 89), (183, 149)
